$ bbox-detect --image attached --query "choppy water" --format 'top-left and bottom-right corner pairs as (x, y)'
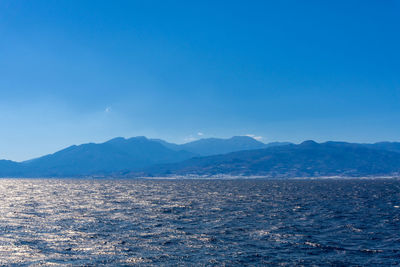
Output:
(0, 179), (399, 266)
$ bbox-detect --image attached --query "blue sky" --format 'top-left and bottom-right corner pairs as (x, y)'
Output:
(0, 0), (399, 161)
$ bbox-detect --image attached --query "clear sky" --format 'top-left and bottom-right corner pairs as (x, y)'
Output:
(0, 0), (399, 161)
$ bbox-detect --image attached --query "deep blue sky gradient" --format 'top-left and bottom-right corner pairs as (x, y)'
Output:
(0, 0), (399, 161)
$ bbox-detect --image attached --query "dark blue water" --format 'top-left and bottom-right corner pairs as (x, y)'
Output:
(0, 178), (399, 265)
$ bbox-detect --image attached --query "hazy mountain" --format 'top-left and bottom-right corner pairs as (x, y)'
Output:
(0, 160), (24, 177)
(2, 137), (400, 178)
(1, 135), (288, 177)
(180, 136), (267, 155)
(13, 137), (196, 177)
(137, 141), (400, 178)
(364, 142), (400, 154)
(150, 139), (182, 151)
(153, 136), (290, 156)
(264, 141), (292, 147)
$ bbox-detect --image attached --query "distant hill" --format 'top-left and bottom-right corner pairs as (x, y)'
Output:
(150, 139), (183, 151)
(179, 136), (266, 155)
(2, 135), (286, 177)
(1, 137), (400, 178)
(136, 141), (400, 178)
(2, 137), (195, 177)
(153, 136), (290, 156)
(363, 142), (400, 154)
(0, 160), (24, 177)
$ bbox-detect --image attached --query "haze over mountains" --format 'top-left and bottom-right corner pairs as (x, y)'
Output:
(0, 136), (279, 177)
(1, 136), (400, 178)
(140, 141), (400, 178)
(151, 136), (290, 156)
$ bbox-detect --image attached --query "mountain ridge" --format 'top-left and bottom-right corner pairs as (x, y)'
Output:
(152, 136), (289, 156)
(1, 135), (283, 177)
(131, 141), (400, 178)
(1, 137), (400, 178)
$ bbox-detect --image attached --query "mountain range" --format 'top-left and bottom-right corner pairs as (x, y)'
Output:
(1, 136), (400, 178)
(138, 140), (400, 178)
(151, 136), (290, 156)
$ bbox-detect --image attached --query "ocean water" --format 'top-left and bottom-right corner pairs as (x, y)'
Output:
(0, 179), (399, 266)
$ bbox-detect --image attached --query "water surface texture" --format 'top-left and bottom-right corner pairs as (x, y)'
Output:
(0, 179), (399, 265)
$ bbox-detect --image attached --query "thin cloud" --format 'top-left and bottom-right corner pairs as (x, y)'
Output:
(245, 134), (263, 141)
(184, 136), (198, 142)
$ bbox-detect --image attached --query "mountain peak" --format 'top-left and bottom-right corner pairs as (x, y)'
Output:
(179, 136), (267, 156)
(300, 140), (319, 146)
(128, 136), (148, 141)
(231, 135), (254, 140)
(106, 137), (126, 144)
(230, 136), (262, 142)
(106, 136), (149, 145)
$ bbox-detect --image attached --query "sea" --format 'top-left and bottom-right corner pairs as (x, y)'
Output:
(0, 178), (399, 266)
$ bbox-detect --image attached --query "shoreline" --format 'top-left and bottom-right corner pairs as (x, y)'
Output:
(1, 176), (399, 180)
